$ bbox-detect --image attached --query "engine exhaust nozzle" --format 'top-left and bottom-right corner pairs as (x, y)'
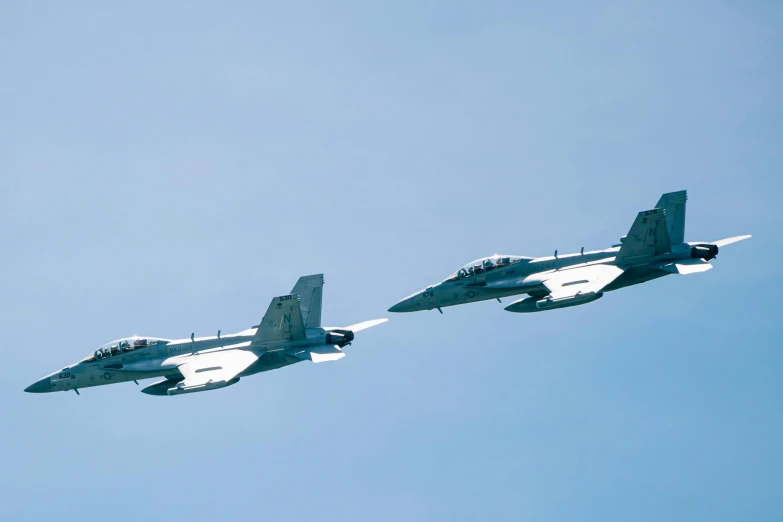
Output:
(691, 244), (719, 260)
(326, 329), (354, 347)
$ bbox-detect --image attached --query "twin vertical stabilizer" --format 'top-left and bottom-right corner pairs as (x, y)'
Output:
(617, 208), (671, 259)
(616, 191), (688, 260)
(253, 295), (306, 344)
(655, 190), (687, 245)
(291, 274), (324, 329)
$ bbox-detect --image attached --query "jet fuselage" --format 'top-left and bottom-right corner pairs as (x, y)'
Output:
(388, 241), (706, 313)
(25, 327), (348, 395)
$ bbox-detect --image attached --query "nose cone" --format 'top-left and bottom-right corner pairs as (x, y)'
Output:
(388, 299), (412, 313)
(25, 376), (52, 393)
(388, 290), (427, 313)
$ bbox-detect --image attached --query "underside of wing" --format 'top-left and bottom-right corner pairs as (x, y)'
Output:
(504, 264), (624, 313)
(543, 264), (625, 298)
(172, 349), (259, 395)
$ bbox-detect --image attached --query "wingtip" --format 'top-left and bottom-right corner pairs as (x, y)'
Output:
(713, 235), (752, 247)
(345, 318), (389, 332)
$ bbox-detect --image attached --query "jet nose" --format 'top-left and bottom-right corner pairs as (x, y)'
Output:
(25, 376), (52, 393)
(388, 300), (409, 313)
(388, 291), (425, 313)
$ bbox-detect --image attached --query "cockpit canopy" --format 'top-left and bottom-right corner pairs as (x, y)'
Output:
(444, 255), (531, 282)
(81, 336), (170, 363)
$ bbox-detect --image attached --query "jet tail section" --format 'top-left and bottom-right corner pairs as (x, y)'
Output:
(617, 208), (671, 260)
(253, 295), (306, 344)
(655, 190), (687, 244)
(291, 274), (323, 329)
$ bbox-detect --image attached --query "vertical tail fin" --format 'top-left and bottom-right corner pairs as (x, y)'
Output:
(253, 295), (306, 344)
(617, 209), (671, 260)
(291, 274), (324, 329)
(655, 190), (687, 244)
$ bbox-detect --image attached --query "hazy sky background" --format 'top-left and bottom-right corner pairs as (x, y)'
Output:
(2, 1), (781, 521)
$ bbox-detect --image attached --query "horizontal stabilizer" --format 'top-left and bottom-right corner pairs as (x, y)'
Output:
(344, 318), (388, 332)
(295, 345), (345, 363)
(712, 235), (752, 248)
(654, 259), (713, 275)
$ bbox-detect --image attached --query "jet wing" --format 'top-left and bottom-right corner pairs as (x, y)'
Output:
(174, 349), (259, 394)
(253, 294), (306, 344)
(542, 264), (625, 298)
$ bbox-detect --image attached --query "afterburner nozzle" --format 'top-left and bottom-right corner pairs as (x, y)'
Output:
(326, 329), (354, 347)
(691, 244), (719, 260)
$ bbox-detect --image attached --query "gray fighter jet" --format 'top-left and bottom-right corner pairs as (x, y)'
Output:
(26, 275), (387, 396)
(389, 191), (750, 314)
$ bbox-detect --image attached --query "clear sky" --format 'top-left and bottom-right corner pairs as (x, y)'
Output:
(2, 1), (781, 521)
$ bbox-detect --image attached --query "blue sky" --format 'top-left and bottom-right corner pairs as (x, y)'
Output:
(2, 1), (781, 521)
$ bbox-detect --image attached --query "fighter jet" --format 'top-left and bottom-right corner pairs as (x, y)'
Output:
(26, 275), (387, 396)
(389, 191), (750, 314)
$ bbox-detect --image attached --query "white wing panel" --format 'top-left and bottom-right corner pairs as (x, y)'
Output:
(543, 264), (624, 298)
(175, 349), (259, 393)
(308, 345), (345, 363)
(292, 345), (345, 363)
(654, 259), (713, 275)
